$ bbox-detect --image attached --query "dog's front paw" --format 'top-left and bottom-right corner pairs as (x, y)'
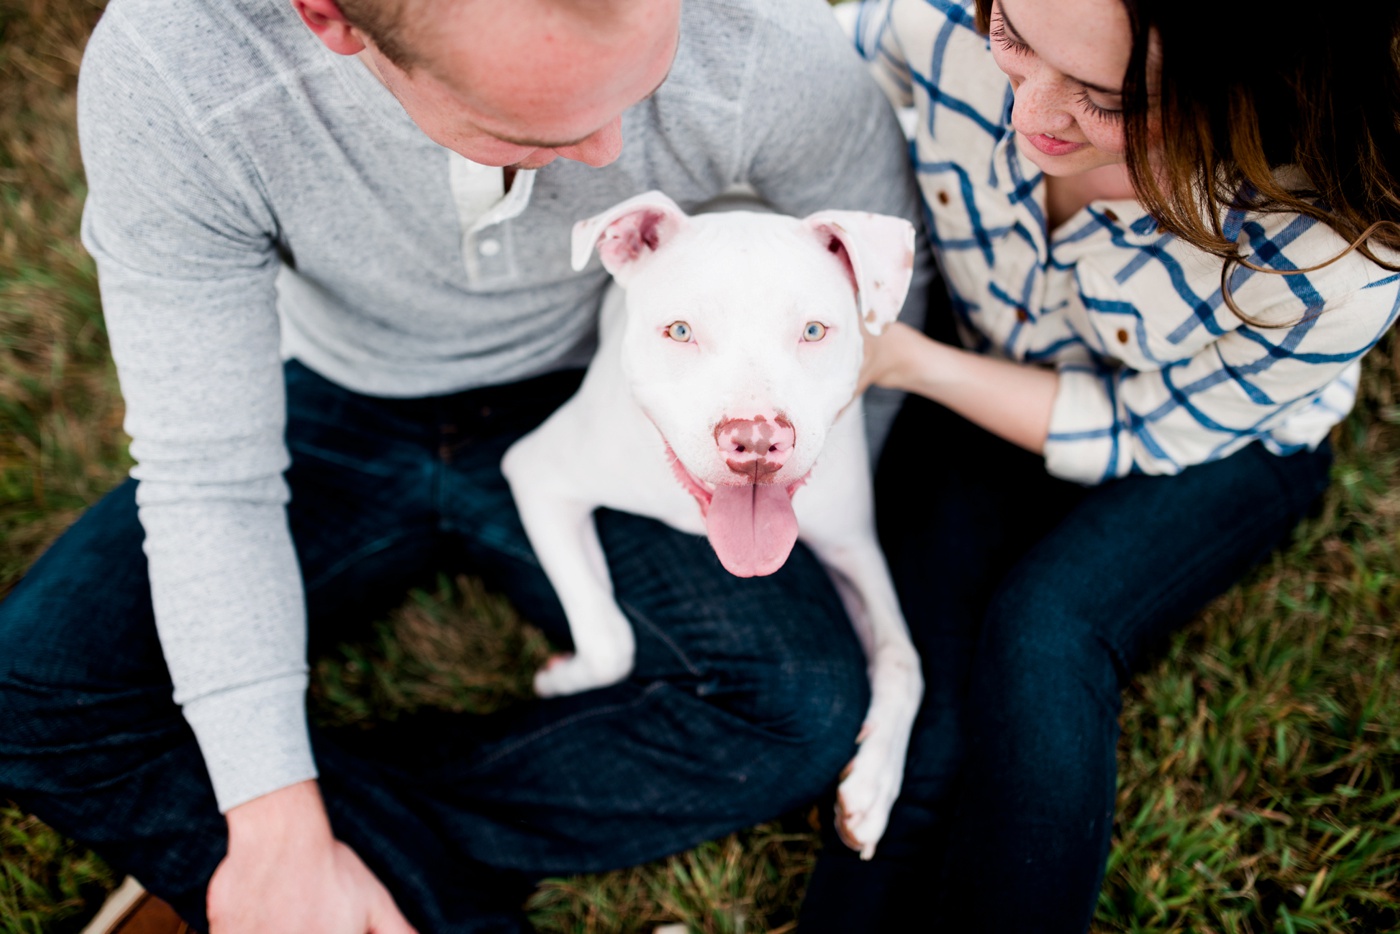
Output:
(533, 649), (632, 697)
(534, 594), (636, 697)
(834, 726), (906, 860)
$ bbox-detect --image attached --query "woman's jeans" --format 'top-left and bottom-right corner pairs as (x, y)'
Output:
(800, 388), (1333, 933)
(0, 360), (870, 933)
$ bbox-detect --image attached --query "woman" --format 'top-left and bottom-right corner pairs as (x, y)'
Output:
(802, 0), (1400, 930)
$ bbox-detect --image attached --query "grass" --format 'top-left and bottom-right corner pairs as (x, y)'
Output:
(0, 0), (122, 595)
(1, 0), (1398, 931)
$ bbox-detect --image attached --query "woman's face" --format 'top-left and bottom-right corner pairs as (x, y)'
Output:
(988, 0), (1139, 177)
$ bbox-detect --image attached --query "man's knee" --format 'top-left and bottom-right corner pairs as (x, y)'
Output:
(707, 652), (870, 813)
(768, 656), (869, 747)
(710, 567), (869, 756)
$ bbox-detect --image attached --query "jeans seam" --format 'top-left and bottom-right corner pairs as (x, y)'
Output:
(287, 439), (405, 478)
(304, 529), (427, 593)
(618, 596), (703, 679)
(446, 524), (541, 568)
(466, 681), (668, 772)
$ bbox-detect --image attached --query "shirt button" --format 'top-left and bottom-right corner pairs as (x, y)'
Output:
(478, 238), (502, 257)
(1102, 208), (1119, 222)
(1116, 328), (1130, 344)
(1016, 307), (1030, 323)
(937, 191), (950, 205)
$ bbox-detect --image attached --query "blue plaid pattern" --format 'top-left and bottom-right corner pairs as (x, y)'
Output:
(850, 0), (1400, 483)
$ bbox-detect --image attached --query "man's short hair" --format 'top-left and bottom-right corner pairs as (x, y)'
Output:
(337, 0), (635, 74)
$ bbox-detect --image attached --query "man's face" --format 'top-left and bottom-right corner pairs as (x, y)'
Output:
(358, 0), (680, 169)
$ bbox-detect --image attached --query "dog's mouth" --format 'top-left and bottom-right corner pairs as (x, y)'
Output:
(665, 445), (809, 578)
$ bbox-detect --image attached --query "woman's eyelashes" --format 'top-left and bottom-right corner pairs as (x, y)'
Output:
(989, 19), (1030, 55)
(1076, 89), (1124, 123)
(991, 13), (1124, 125)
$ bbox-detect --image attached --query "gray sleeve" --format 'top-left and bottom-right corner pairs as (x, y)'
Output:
(77, 10), (316, 811)
(734, 0), (933, 451)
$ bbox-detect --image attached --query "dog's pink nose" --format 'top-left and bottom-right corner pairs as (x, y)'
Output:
(715, 415), (795, 482)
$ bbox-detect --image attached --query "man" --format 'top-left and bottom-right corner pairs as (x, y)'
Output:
(0, 0), (926, 930)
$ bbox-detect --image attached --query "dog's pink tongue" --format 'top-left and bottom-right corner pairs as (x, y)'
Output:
(706, 484), (799, 578)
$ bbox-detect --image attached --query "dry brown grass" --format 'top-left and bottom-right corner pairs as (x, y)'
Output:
(0, 0), (124, 594)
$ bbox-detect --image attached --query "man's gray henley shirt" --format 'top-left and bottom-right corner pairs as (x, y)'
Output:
(77, 0), (928, 812)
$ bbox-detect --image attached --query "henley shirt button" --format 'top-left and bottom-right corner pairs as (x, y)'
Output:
(1015, 307), (1030, 323)
(1102, 208), (1119, 222)
(1116, 328), (1130, 344)
(478, 238), (502, 257)
(937, 191), (950, 205)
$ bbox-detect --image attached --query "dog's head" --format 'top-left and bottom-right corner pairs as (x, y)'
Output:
(573, 190), (915, 577)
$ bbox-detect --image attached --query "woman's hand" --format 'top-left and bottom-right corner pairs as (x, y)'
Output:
(856, 320), (1060, 455)
(858, 321), (922, 394)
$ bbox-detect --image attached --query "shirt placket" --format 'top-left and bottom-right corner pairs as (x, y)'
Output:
(448, 152), (535, 285)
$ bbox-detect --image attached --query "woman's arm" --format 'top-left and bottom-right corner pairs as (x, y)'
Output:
(862, 321), (1059, 454)
(866, 255), (1400, 485)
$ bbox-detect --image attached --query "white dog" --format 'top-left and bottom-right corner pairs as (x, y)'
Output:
(501, 191), (923, 857)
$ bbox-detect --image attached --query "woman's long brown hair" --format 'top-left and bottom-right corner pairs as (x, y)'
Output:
(976, 0), (1400, 322)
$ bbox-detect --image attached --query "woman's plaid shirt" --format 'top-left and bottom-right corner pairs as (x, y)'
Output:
(851, 0), (1400, 484)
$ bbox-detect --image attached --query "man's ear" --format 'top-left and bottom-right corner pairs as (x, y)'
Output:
(802, 210), (916, 335)
(291, 0), (366, 56)
(571, 191), (690, 284)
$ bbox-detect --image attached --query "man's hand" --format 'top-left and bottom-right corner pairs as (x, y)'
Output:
(208, 780), (418, 934)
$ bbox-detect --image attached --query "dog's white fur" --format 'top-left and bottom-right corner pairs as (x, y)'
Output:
(501, 191), (923, 857)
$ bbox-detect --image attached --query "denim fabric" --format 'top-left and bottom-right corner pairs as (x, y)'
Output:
(799, 388), (1333, 934)
(0, 360), (870, 933)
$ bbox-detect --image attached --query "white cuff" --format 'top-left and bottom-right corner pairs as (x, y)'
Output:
(181, 673), (317, 812)
(1044, 366), (1120, 485)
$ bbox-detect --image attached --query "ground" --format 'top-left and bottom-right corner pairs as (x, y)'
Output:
(2, 1), (1398, 931)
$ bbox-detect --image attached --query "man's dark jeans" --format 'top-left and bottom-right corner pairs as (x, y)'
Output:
(800, 388), (1334, 933)
(0, 360), (869, 933)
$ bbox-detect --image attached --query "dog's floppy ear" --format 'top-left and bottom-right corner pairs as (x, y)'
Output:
(571, 191), (690, 281)
(802, 211), (916, 335)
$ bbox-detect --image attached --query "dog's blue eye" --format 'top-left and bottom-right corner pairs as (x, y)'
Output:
(803, 322), (827, 342)
(666, 321), (692, 342)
